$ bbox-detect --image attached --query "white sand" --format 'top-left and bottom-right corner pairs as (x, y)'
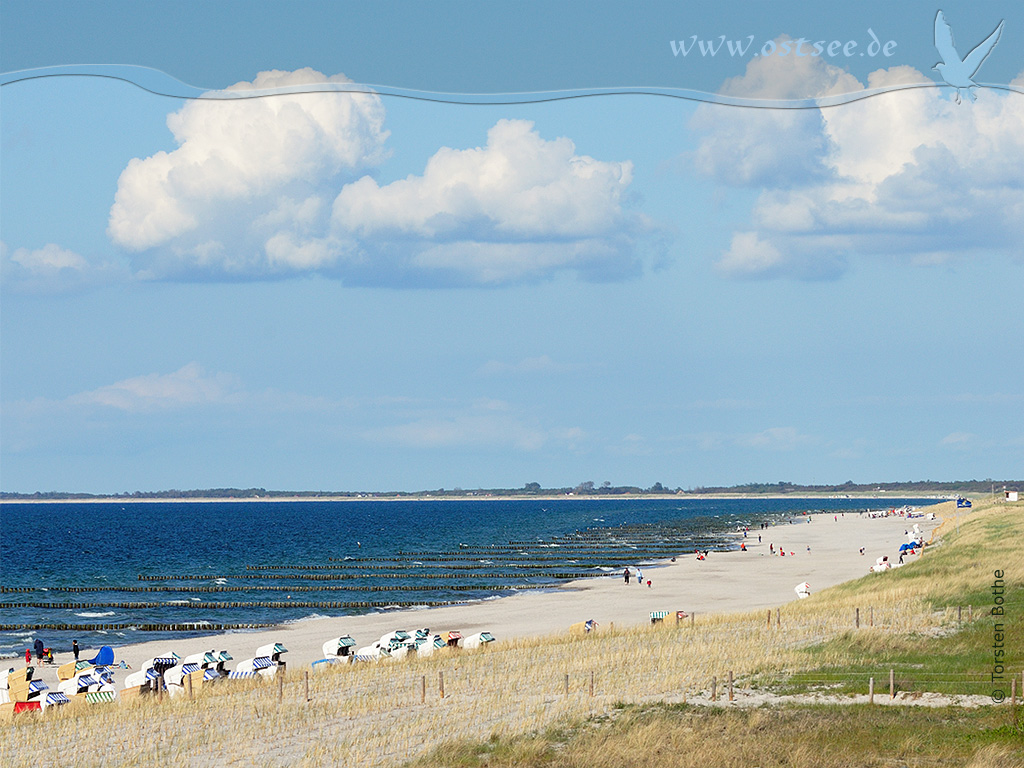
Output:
(28, 511), (939, 685)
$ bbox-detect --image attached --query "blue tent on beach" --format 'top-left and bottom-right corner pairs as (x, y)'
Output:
(88, 645), (114, 666)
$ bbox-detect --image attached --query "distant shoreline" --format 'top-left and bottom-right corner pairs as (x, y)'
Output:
(0, 492), (961, 504)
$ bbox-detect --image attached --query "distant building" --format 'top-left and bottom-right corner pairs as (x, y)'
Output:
(1006, 490), (1019, 502)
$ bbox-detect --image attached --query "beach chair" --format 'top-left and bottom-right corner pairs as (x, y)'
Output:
(322, 635), (357, 661)
(415, 634), (446, 657)
(462, 632), (495, 650)
(255, 643), (288, 672)
(650, 610), (670, 624)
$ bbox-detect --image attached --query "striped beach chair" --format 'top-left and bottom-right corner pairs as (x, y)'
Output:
(650, 610), (670, 624)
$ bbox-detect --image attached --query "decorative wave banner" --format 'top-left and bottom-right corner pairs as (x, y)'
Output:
(3, 64), (1021, 109)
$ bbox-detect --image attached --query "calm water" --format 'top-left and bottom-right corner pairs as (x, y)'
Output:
(0, 497), (939, 658)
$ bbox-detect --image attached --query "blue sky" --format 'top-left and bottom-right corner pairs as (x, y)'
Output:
(2, 1), (1022, 493)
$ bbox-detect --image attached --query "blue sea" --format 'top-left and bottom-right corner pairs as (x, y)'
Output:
(0, 497), (940, 659)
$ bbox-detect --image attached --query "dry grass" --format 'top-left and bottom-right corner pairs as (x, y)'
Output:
(2, 498), (1019, 768)
(414, 703), (1024, 768)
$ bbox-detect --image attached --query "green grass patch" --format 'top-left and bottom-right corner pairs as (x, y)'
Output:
(759, 500), (1024, 697)
(410, 703), (1024, 768)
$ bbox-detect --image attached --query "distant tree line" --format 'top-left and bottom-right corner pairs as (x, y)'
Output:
(1, 478), (1017, 501)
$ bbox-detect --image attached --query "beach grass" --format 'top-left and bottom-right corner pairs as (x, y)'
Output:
(412, 702), (1024, 768)
(2, 498), (1020, 767)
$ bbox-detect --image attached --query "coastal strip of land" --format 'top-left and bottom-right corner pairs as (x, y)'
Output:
(30, 509), (939, 684)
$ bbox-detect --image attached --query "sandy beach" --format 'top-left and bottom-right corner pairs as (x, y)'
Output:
(26, 510), (939, 687)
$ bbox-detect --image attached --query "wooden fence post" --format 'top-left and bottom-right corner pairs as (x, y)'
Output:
(278, 670), (283, 703)
(776, 608), (780, 628)
(958, 606), (962, 623)
(590, 671), (594, 697)
(889, 668), (895, 700)
(439, 671), (444, 699)
(870, 606), (874, 627)
(186, 670), (193, 701)
(1011, 676), (1017, 720)
(421, 675), (426, 704)
(767, 609), (771, 629)
(711, 676), (717, 702)
(728, 670), (734, 702)
(855, 608), (860, 628)
(869, 677), (874, 705)
(690, 612), (695, 628)
(304, 671), (309, 703)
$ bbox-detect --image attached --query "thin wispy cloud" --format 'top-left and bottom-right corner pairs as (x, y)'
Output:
(680, 426), (817, 452)
(67, 363), (238, 412)
(475, 355), (571, 377)
(363, 398), (584, 452)
(939, 431), (977, 447)
(1, 241), (127, 294)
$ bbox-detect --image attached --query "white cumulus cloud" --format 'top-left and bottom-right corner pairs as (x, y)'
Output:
(107, 68), (388, 278)
(692, 50), (1024, 279)
(331, 119), (646, 285)
(105, 76), (649, 286)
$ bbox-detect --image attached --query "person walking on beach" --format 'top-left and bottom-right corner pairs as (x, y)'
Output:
(623, 567), (630, 585)
(636, 568), (643, 585)
(72, 640), (80, 661)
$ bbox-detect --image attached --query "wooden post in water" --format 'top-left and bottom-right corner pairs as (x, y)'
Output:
(711, 676), (717, 702)
(728, 670), (734, 702)
(869, 677), (874, 705)
(889, 668), (895, 700)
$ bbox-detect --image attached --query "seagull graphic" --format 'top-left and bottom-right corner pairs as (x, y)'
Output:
(933, 10), (1004, 103)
